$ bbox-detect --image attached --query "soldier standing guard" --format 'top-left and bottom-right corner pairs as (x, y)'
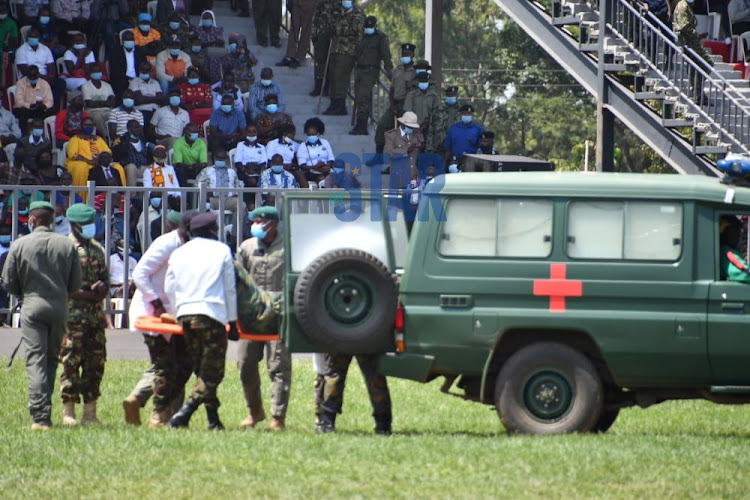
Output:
(323, 0), (365, 116)
(672, 0), (714, 101)
(349, 16), (392, 135)
(373, 43), (417, 156)
(59, 203), (110, 426)
(426, 85), (460, 154)
(403, 71), (441, 138)
(309, 0), (342, 97)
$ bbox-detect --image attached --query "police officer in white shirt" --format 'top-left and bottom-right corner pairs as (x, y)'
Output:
(296, 117), (334, 184)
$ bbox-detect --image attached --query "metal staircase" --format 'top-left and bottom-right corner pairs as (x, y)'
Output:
(491, 0), (750, 175)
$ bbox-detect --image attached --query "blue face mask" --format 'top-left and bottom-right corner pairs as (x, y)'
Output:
(32, 128), (43, 137)
(150, 198), (162, 209)
(306, 135), (318, 144)
(28, 78), (38, 86)
(169, 21), (181, 30)
(55, 215), (64, 224)
(400, 56), (411, 65)
(28, 37), (39, 47)
(202, 19), (213, 27)
(415, 69), (427, 75)
(342, 0), (352, 9)
(402, 126), (413, 135)
(18, 209), (29, 216)
(122, 98), (135, 108)
(130, 133), (139, 140)
(0, 235), (10, 245)
(169, 48), (180, 57)
(461, 115), (473, 124)
(40, 16), (50, 24)
(80, 222), (96, 239)
(123, 40), (135, 50)
(364, 27), (375, 35)
(221, 104), (232, 113)
(214, 160), (227, 168)
(445, 96), (457, 105)
(191, 45), (202, 53)
(448, 163), (459, 173)
(418, 82), (429, 91)
(261, 79), (272, 87)
(271, 164), (284, 173)
(169, 96), (181, 106)
(139, 24), (150, 32)
(266, 104), (278, 113)
(188, 132), (199, 141)
(250, 223), (267, 239)
(140, 73), (150, 81)
(82, 126), (96, 135)
(188, 77), (200, 85)
(91, 72), (102, 81)
(228, 43), (237, 53)
(74, 43), (85, 50)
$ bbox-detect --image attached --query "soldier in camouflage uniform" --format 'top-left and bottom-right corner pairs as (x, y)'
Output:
(316, 353), (392, 435)
(158, 13), (192, 52)
(349, 16), (392, 135)
(323, 0), (365, 116)
(673, 0), (714, 101)
(166, 212), (238, 430)
(59, 203), (110, 426)
(403, 72), (441, 138)
(373, 44), (417, 155)
(426, 85), (460, 154)
(309, 0), (342, 97)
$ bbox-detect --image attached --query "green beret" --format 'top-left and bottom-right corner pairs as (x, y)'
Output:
(166, 210), (181, 226)
(66, 203), (96, 223)
(29, 201), (55, 212)
(250, 206), (279, 220)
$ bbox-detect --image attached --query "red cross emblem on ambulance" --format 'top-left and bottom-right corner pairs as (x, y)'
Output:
(533, 263), (583, 313)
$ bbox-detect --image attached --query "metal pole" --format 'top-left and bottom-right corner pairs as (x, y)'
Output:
(596, 0), (614, 172)
(431, 0), (443, 85)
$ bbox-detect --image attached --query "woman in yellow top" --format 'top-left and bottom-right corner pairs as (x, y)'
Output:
(66, 117), (124, 194)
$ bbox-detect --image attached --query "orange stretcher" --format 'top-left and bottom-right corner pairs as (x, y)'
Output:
(134, 316), (279, 342)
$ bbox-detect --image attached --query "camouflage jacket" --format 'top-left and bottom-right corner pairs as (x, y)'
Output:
(426, 103), (460, 152)
(331, 7), (365, 56)
(68, 235), (109, 324)
(404, 84), (441, 127)
(312, 0), (342, 40)
(157, 24), (193, 51)
(391, 64), (416, 102)
(357, 31), (393, 78)
(672, 0), (696, 34)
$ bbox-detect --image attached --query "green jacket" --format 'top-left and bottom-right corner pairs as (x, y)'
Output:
(391, 64), (416, 102)
(404, 84), (441, 127)
(357, 31), (393, 78)
(312, 0), (342, 40)
(331, 7), (365, 56)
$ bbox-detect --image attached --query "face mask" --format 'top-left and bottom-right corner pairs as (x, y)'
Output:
(188, 77), (200, 85)
(266, 103), (278, 113)
(83, 126), (96, 135)
(140, 73), (150, 81)
(214, 160), (227, 168)
(418, 82), (429, 91)
(169, 96), (181, 106)
(461, 115), (472, 124)
(400, 56), (411, 65)
(129, 132), (140, 140)
(169, 22), (181, 30)
(139, 24), (150, 32)
(191, 45), (202, 53)
(246, 135), (257, 142)
(28, 78), (38, 86)
(221, 104), (232, 113)
(306, 135), (318, 144)
(342, 0), (353, 9)
(153, 156), (165, 164)
(250, 223), (267, 239)
(364, 27), (375, 35)
(415, 69), (427, 75)
(189, 132), (199, 141)
(123, 98), (135, 108)
(228, 43), (237, 53)
(55, 215), (64, 224)
(271, 164), (284, 173)
(448, 163), (459, 174)
(123, 40), (135, 50)
(202, 19), (213, 27)
(445, 96), (457, 105)
(333, 167), (345, 174)
(80, 222), (96, 239)
(169, 48), (180, 57)
(91, 72), (102, 81)
(150, 198), (162, 209)
(402, 126), (412, 135)
(18, 208), (29, 215)
(257, 80), (272, 88)
(40, 16), (50, 24)
(0, 235), (10, 245)
(28, 38), (39, 47)
(74, 43), (85, 50)
(32, 128), (43, 137)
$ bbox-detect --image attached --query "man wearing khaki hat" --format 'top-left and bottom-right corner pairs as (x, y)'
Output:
(2, 201), (81, 430)
(384, 111), (424, 189)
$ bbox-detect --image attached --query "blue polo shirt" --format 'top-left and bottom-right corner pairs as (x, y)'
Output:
(210, 108), (247, 136)
(444, 121), (485, 160)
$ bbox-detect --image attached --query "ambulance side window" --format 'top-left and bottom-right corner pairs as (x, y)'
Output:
(439, 198), (553, 258)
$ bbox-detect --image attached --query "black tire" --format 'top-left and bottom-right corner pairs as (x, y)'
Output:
(592, 409), (619, 433)
(495, 342), (603, 435)
(293, 249), (398, 352)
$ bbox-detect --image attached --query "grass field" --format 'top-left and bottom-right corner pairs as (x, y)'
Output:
(1, 357), (750, 499)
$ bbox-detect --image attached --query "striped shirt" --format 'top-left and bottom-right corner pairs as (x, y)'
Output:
(108, 106), (145, 136)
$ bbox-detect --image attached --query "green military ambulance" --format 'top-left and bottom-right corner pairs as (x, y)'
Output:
(282, 172), (750, 434)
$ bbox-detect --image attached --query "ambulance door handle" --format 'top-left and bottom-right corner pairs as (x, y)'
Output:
(721, 302), (745, 313)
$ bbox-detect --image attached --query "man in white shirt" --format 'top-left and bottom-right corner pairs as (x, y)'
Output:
(15, 27), (66, 108)
(82, 63), (117, 139)
(129, 61), (164, 125)
(165, 212), (238, 430)
(147, 89), (190, 149)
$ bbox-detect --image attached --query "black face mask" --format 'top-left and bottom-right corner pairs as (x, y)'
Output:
(38, 159), (52, 169)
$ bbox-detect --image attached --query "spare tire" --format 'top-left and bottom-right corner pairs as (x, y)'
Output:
(293, 249), (398, 352)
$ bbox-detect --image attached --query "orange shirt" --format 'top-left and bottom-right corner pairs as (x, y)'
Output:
(165, 58), (187, 78)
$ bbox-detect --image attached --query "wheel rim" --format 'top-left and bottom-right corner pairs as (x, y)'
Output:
(323, 273), (372, 324)
(522, 371), (573, 421)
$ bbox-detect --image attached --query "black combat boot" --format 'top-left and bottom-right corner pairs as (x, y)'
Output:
(333, 99), (348, 116)
(168, 398), (200, 428)
(349, 118), (368, 135)
(374, 414), (392, 435)
(206, 407), (224, 431)
(314, 411), (336, 434)
(309, 78), (323, 97)
(322, 98), (337, 115)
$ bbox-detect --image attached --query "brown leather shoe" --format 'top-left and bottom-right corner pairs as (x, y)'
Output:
(123, 395), (141, 426)
(240, 408), (266, 428)
(268, 417), (285, 432)
(149, 409), (171, 429)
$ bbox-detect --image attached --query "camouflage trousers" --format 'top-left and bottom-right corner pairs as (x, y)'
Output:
(143, 334), (193, 412)
(59, 320), (107, 404)
(317, 353), (391, 420)
(180, 315), (228, 409)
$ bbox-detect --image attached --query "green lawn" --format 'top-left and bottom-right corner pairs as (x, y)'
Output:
(1, 357), (749, 499)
